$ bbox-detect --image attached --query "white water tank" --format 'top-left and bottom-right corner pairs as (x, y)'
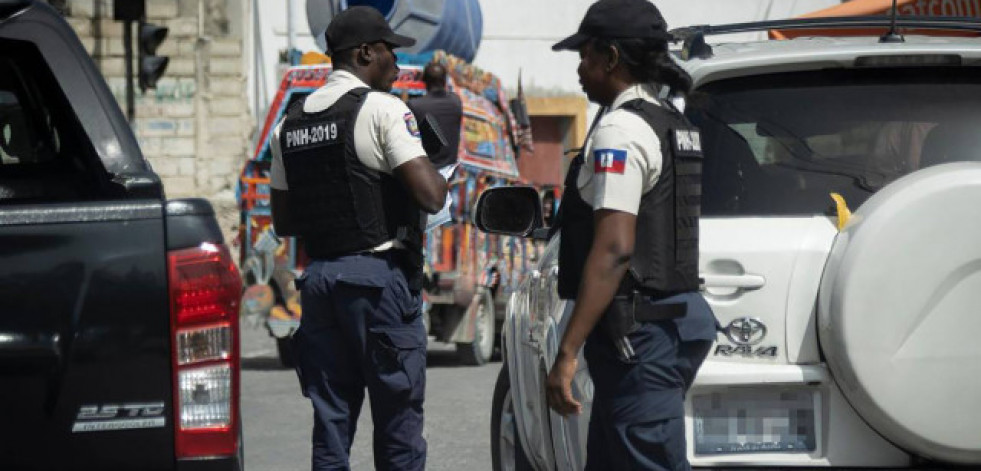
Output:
(306, 0), (483, 61)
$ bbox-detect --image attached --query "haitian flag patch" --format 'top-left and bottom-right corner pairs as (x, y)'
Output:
(403, 112), (421, 138)
(593, 148), (627, 174)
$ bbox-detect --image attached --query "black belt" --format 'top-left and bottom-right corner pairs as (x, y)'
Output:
(612, 291), (687, 322)
(330, 250), (425, 292)
(602, 291), (688, 363)
(603, 291), (687, 340)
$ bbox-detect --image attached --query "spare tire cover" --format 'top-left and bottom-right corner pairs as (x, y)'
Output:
(819, 162), (981, 464)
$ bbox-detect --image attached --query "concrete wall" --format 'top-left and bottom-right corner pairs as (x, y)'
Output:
(63, 0), (250, 237)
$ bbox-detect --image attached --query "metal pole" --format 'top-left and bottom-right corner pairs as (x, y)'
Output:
(123, 19), (135, 124)
(286, 0), (296, 63)
(253, 0), (266, 118)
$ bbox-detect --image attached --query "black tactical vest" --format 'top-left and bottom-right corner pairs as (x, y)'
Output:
(556, 98), (703, 300)
(280, 87), (424, 272)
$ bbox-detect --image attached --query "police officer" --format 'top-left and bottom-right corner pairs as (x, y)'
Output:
(407, 62), (463, 168)
(268, 6), (447, 470)
(545, 1), (719, 470)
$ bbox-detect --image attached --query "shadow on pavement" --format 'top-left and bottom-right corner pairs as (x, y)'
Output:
(241, 356), (288, 371)
(426, 348), (502, 369)
(426, 348), (468, 369)
(241, 348), (501, 371)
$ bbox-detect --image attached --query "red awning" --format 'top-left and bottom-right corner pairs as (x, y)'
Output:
(770, 0), (981, 39)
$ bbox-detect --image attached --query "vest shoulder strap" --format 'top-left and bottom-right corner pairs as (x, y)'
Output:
(283, 96), (306, 122)
(621, 99), (703, 159)
(620, 98), (684, 127)
(339, 87), (372, 113)
(346, 86), (372, 101)
(285, 86), (373, 120)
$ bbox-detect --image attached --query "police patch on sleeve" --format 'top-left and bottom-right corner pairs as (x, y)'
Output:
(593, 148), (627, 174)
(672, 128), (704, 158)
(403, 112), (421, 138)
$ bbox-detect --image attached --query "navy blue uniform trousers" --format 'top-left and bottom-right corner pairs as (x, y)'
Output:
(291, 253), (427, 471)
(583, 292), (716, 471)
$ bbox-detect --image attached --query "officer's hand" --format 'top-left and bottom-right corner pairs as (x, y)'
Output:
(546, 352), (582, 416)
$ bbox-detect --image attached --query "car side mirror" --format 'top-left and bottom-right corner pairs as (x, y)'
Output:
(474, 186), (544, 237)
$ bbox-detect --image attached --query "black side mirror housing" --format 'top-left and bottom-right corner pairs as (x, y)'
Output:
(418, 113), (448, 157)
(508, 97), (530, 127)
(473, 186), (544, 237)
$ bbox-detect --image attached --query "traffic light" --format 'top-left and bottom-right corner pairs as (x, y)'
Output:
(138, 22), (169, 92)
(113, 0), (144, 21)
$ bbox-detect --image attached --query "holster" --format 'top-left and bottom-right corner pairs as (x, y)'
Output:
(393, 249), (424, 293)
(601, 291), (688, 341)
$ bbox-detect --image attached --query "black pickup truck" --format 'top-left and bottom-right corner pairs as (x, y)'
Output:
(0, 1), (243, 470)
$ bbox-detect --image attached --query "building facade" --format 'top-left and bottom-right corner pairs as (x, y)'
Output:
(61, 0), (251, 237)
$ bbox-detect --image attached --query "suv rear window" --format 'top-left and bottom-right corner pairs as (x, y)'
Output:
(688, 68), (981, 216)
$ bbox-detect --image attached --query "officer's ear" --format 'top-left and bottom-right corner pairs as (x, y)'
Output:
(355, 43), (374, 65)
(606, 44), (620, 72)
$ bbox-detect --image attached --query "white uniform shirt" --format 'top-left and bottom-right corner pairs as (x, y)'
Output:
(577, 83), (664, 215)
(269, 70), (425, 189)
(269, 70), (426, 251)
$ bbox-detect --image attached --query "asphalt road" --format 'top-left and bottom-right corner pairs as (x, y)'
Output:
(240, 318), (500, 470)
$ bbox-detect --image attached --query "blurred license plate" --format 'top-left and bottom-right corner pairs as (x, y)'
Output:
(692, 388), (817, 455)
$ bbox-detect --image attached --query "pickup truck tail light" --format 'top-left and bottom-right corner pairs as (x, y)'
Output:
(168, 242), (242, 459)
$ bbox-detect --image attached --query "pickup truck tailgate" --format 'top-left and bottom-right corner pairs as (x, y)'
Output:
(0, 200), (175, 470)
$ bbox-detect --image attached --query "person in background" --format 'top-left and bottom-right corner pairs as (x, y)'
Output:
(268, 6), (447, 470)
(546, 1), (719, 470)
(408, 61), (463, 168)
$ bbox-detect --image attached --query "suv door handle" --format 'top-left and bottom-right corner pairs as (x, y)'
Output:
(700, 274), (766, 290)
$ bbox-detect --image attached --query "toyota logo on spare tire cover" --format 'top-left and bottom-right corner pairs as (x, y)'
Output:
(724, 317), (767, 346)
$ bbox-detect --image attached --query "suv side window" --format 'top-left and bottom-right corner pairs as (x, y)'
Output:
(0, 38), (110, 203)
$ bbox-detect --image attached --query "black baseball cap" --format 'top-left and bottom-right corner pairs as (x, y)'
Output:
(552, 0), (672, 51)
(325, 6), (416, 54)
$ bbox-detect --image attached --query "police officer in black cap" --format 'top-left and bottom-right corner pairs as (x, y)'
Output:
(269, 6), (447, 470)
(545, 0), (719, 469)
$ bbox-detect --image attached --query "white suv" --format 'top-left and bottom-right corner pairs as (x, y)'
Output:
(483, 16), (981, 470)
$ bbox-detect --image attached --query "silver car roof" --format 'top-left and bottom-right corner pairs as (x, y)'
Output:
(683, 35), (981, 88)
